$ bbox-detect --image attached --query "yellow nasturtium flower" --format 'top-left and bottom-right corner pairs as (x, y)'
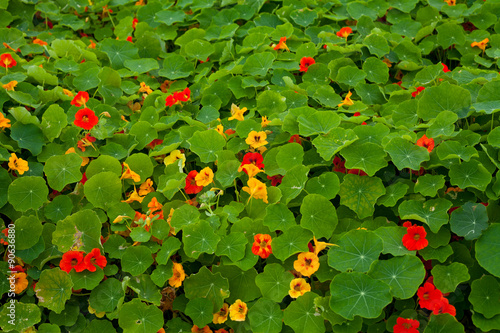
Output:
(8, 153), (29, 175)
(245, 131), (268, 149)
(164, 149), (186, 168)
(228, 103), (247, 121)
(289, 278), (311, 298)
(121, 162), (141, 182)
(338, 91), (354, 107)
(229, 299), (248, 321)
(195, 167), (214, 186)
(242, 177), (268, 203)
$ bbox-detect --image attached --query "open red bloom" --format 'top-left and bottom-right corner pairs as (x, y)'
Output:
(299, 57), (315, 72)
(442, 63), (451, 73)
(84, 248), (107, 272)
(289, 134), (302, 145)
(60, 251), (87, 273)
(402, 223), (428, 251)
(239, 152), (264, 174)
(393, 317), (419, 333)
(416, 134), (434, 152)
(74, 108), (99, 130)
(165, 94), (176, 107)
(71, 91), (89, 107)
(147, 139), (163, 149)
(336, 27), (353, 38)
(267, 175), (283, 186)
(185, 170), (203, 194)
(0, 53), (16, 68)
(411, 86), (425, 97)
(173, 87), (190, 102)
(417, 282), (443, 310)
(132, 18), (138, 29)
(333, 156), (346, 173)
(432, 297), (456, 316)
(252, 234), (272, 259)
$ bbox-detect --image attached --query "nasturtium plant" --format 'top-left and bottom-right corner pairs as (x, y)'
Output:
(1, 0), (499, 331)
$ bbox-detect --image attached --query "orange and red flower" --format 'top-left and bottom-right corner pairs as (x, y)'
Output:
(416, 134), (434, 152)
(83, 248), (107, 272)
(299, 57), (315, 72)
(74, 108), (99, 130)
(239, 152), (264, 174)
(336, 27), (352, 38)
(393, 317), (419, 333)
(251, 234), (272, 259)
(274, 37), (289, 51)
(402, 222), (428, 251)
(60, 251), (87, 273)
(411, 86), (425, 98)
(288, 278), (311, 298)
(293, 252), (320, 277)
(228, 299), (248, 321)
(174, 87), (191, 102)
(471, 38), (488, 52)
(185, 170), (203, 194)
(169, 262), (186, 288)
(0, 53), (16, 68)
(431, 297), (456, 316)
(132, 18), (138, 29)
(77, 133), (96, 152)
(71, 91), (89, 107)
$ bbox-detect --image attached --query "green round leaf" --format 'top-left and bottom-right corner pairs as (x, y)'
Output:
(86, 155), (122, 179)
(8, 176), (48, 212)
(450, 202), (489, 240)
(89, 278), (125, 313)
(424, 313), (465, 333)
(340, 142), (388, 176)
(300, 194), (338, 239)
(84, 171), (122, 209)
(124, 153), (154, 183)
(248, 298), (283, 333)
(243, 52), (276, 77)
(297, 111), (341, 137)
(188, 129), (227, 163)
(15, 215), (42, 250)
(376, 182), (409, 207)
(417, 82), (471, 120)
(185, 298), (214, 328)
(118, 298), (164, 333)
(436, 141), (478, 162)
(213, 265), (261, 303)
(305, 172), (340, 200)
(339, 174), (386, 219)
(10, 122), (45, 155)
(42, 105), (68, 142)
(329, 272), (392, 320)
(398, 198), (452, 233)
(272, 225), (312, 261)
(52, 209), (102, 253)
(374, 226), (414, 256)
(44, 195), (73, 222)
(69, 268), (104, 291)
(255, 263), (294, 303)
(432, 262), (470, 294)
(0, 301), (41, 332)
(328, 229), (383, 273)
(35, 268), (74, 314)
(476, 223), (500, 277)
(121, 246), (154, 276)
(385, 137), (430, 171)
(363, 57), (389, 84)
(263, 203), (297, 232)
(44, 153), (83, 191)
(414, 174), (446, 197)
(283, 292), (325, 333)
(276, 143), (304, 171)
(156, 237), (182, 265)
(280, 164), (309, 204)
(215, 232), (248, 262)
(183, 220), (221, 259)
(449, 159), (492, 192)
(368, 255), (425, 299)
(469, 275), (500, 319)
(312, 128), (358, 161)
(184, 266), (230, 313)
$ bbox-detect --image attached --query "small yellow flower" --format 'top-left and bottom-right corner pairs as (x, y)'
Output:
(241, 164), (263, 178)
(138, 178), (154, 196)
(228, 299), (248, 321)
(169, 262), (185, 288)
(2, 80), (17, 91)
(228, 103), (247, 121)
(313, 236), (338, 255)
(164, 150), (186, 168)
(216, 124), (225, 138)
(471, 38), (489, 52)
(63, 89), (74, 97)
(213, 303), (229, 324)
(242, 177), (268, 203)
(0, 111), (11, 129)
(288, 278), (311, 298)
(195, 167), (214, 187)
(444, 0), (456, 5)
(245, 131), (268, 149)
(294, 252), (320, 277)
(12, 272), (28, 294)
(338, 91), (354, 108)
(8, 153), (29, 175)
(261, 116), (270, 128)
(121, 162), (141, 182)
(139, 82), (152, 94)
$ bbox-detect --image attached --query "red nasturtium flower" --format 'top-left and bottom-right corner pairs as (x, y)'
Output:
(274, 37), (289, 51)
(416, 134), (435, 152)
(267, 175), (283, 186)
(333, 156), (346, 173)
(432, 297), (456, 316)
(185, 170), (203, 194)
(347, 169), (368, 176)
(299, 57), (315, 72)
(393, 317), (420, 333)
(71, 91), (89, 107)
(442, 63), (451, 73)
(0, 53), (16, 68)
(174, 87), (191, 102)
(294, 252), (320, 277)
(239, 152), (264, 174)
(252, 234), (272, 259)
(411, 86), (425, 97)
(60, 251), (87, 273)
(84, 248), (107, 272)
(165, 94), (176, 107)
(289, 134), (302, 145)
(132, 18), (138, 29)
(417, 282), (443, 310)
(402, 222), (429, 251)
(74, 108), (99, 130)
(336, 27), (353, 38)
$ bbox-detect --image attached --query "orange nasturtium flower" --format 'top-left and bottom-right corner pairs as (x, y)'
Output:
(12, 272), (29, 294)
(313, 237), (337, 255)
(168, 262), (186, 287)
(74, 108), (99, 130)
(261, 116), (270, 128)
(241, 163), (263, 178)
(0, 111), (11, 129)
(228, 103), (247, 121)
(471, 38), (489, 52)
(338, 91), (354, 107)
(121, 162), (141, 182)
(195, 167), (214, 186)
(71, 91), (90, 107)
(294, 252), (320, 277)
(63, 89), (74, 97)
(245, 130), (268, 149)
(164, 149), (186, 168)
(216, 124), (226, 138)
(289, 278), (311, 298)
(251, 234), (272, 259)
(0, 53), (17, 69)
(229, 299), (248, 321)
(139, 178), (154, 196)
(213, 303), (229, 324)
(336, 27), (353, 38)
(88, 40), (96, 49)
(122, 188), (145, 203)
(8, 153), (29, 175)
(191, 325), (212, 333)
(444, 0), (456, 5)
(139, 82), (152, 94)
(273, 37), (289, 51)
(242, 178), (268, 203)
(416, 134), (435, 152)
(33, 38), (48, 46)
(2, 80), (17, 91)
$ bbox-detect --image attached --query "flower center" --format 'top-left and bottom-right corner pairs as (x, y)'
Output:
(82, 115), (89, 123)
(294, 283), (302, 291)
(71, 259), (78, 266)
(260, 240), (267, 248)
(305, 258), (312, 267)
(414, 234), (420, 240)
(403, 322), (412, 329)
(254, 136), (260, 142)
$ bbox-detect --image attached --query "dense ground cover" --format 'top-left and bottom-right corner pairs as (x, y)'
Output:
(1, 0), (500, 332)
